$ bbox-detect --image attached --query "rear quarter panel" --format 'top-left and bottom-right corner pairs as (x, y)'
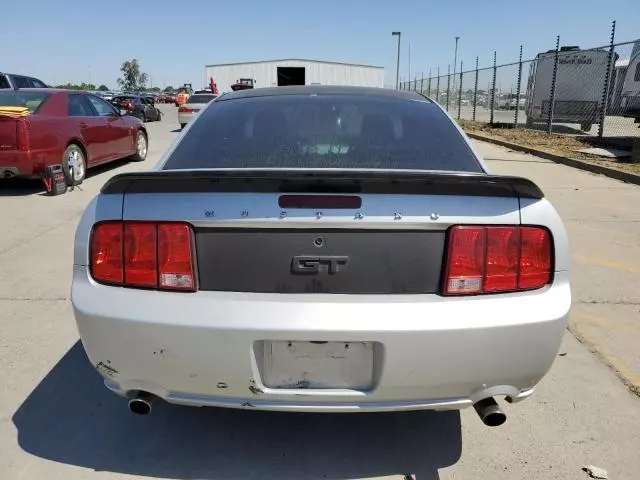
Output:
(26, 92), (79, 174)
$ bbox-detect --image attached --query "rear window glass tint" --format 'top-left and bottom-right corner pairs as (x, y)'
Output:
(163, 94), (482, 172)
(0, 91), (51, 113)
(186, 94), (216, 104)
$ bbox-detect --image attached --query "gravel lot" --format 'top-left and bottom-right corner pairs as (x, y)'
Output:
(0, 104), (639, 480)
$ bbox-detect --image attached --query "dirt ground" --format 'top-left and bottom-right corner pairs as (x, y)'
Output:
(458, 120), (640, 175)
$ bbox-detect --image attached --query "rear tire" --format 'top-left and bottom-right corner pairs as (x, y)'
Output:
(62, 144), (86, 186)
(156, 109), (162, 121)
(129, 131), (148, 162)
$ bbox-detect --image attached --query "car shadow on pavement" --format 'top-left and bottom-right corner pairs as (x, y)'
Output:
(0, 178), (45, 196)
(13, 342), (462, 480)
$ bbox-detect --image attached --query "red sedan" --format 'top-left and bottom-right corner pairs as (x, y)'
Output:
(0, 89), (148, 184)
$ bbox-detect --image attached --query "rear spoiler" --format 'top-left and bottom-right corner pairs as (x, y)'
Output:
(100, 169), (544, 199)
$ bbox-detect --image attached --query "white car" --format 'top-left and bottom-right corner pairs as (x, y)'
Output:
(72, 86), (571, 426)
(178, 92), (217, 129)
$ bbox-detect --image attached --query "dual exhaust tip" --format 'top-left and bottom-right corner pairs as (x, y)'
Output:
(473, 397), (507, 427)
(127, 391), (507, 426)
(128, 392), (155, 415)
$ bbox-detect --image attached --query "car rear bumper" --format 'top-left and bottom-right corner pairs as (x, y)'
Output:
(0, 151), (36, 177)
(72, 266), (571, 412)
(177, 112), (196, 125)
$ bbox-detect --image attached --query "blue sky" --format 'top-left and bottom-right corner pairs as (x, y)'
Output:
(3, 0), (639, 90)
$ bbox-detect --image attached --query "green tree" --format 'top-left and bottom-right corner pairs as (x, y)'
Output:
(55, 82), (95, 91)
(149, 86), (161, 92)
(163, 86), (174, 93)
(97, 84), (109, 91)
(117, 59), (148, 92)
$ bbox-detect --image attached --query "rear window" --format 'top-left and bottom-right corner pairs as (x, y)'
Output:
(11, 76), (47, 88)
(187, 93), (216, 103)
(163, 94), (482, 172)
(0, 91), (51, 113)
(186, 94), (216, 104)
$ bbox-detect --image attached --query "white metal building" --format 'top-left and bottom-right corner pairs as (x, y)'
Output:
(204, 59), (384, 92)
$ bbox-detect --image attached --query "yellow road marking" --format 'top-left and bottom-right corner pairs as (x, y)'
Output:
(572, 310), (639, 337)
(573, 255), (640, 274)
(570, 310), (640, 390)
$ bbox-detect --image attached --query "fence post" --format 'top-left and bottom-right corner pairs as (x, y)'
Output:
(421, 74), (424, 95)
(547, 35), (560, 134)
(473, 57), (478, 121)
(490, 52), (497, 124)
(598, 20), (616, 138)
(515, 45), (523, 127)
(413, 74), (417, 92)
(457, 61), (463, 120)
(446, 64), (451, 111)
(436, 67), (441, 105)
(427, 68), (432, 97)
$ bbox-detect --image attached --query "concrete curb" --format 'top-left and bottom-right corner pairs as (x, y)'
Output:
(466, 132), (640, 186)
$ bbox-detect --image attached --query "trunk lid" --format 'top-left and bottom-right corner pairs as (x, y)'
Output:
(106, 170), (540, 294)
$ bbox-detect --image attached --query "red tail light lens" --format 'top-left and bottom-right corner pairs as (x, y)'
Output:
(16, 119), (30, 151)
(444, 225), (552, 295)
(90, 222), (195, 292)
(158, 224), (195, 291)
(484, 227), (519, 292)
(178, 106), (193, 113)
(519, 227), (552, 289)
(91, 223), (124, 285)
(124, 223), (157, 288)
(444, 226), (485, 294)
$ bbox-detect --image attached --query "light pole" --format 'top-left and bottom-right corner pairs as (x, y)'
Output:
(453, 36), (460, 95)
(408, 43), (411, 86)
(392, 31), (401, 89)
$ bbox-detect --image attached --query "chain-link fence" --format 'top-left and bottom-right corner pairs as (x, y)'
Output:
(400, 25), (640, 140)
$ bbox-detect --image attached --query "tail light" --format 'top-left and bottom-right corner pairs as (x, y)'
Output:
(90, 221), (196, 292)
(16, 119), (30, 151)
(443, 225), (551, 295)
(178, 106), (193, 113)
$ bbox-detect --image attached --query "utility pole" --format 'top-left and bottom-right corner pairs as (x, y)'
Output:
(408, 43), (411, 84)
(452, 37), (460, 96)
(392, 32), (402, 89)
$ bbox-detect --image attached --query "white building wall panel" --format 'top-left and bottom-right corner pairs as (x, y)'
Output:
(205, 60), (384, 93)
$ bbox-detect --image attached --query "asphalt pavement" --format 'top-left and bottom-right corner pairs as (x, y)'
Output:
(0, 104), (638, 480)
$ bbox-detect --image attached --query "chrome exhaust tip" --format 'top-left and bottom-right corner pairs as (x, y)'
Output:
(128, 392), (155, 415)
(473, 397), (506, 427)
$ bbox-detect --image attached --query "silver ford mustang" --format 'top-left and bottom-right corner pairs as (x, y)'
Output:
(72, 86), (571, 426)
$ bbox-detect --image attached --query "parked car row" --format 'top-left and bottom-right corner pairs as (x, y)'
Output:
(110, 94), (162, 122)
